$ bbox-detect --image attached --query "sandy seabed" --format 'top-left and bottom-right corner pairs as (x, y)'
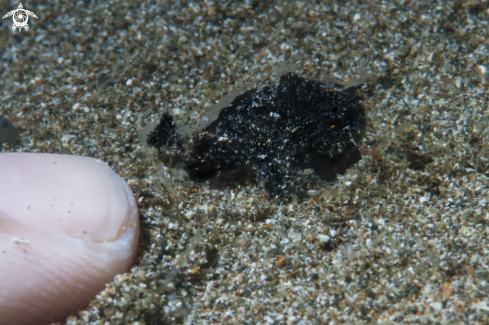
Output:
(1, 0), (489, 324)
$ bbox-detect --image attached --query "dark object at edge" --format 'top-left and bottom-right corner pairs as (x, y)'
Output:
(0, 115), (18, 145)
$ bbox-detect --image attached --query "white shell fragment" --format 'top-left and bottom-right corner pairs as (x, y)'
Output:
(0, 153), (139, 325)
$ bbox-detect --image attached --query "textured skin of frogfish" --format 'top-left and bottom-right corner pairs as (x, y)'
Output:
(147, 72), (367, 197)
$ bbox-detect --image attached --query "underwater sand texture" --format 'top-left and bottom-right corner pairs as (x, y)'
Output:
(1, 0), (489, 324)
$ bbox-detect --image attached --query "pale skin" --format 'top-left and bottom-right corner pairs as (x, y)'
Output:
(0, 153), (139, 325)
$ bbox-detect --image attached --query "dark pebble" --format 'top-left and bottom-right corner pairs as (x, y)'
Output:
(0, 115), (18, 145)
